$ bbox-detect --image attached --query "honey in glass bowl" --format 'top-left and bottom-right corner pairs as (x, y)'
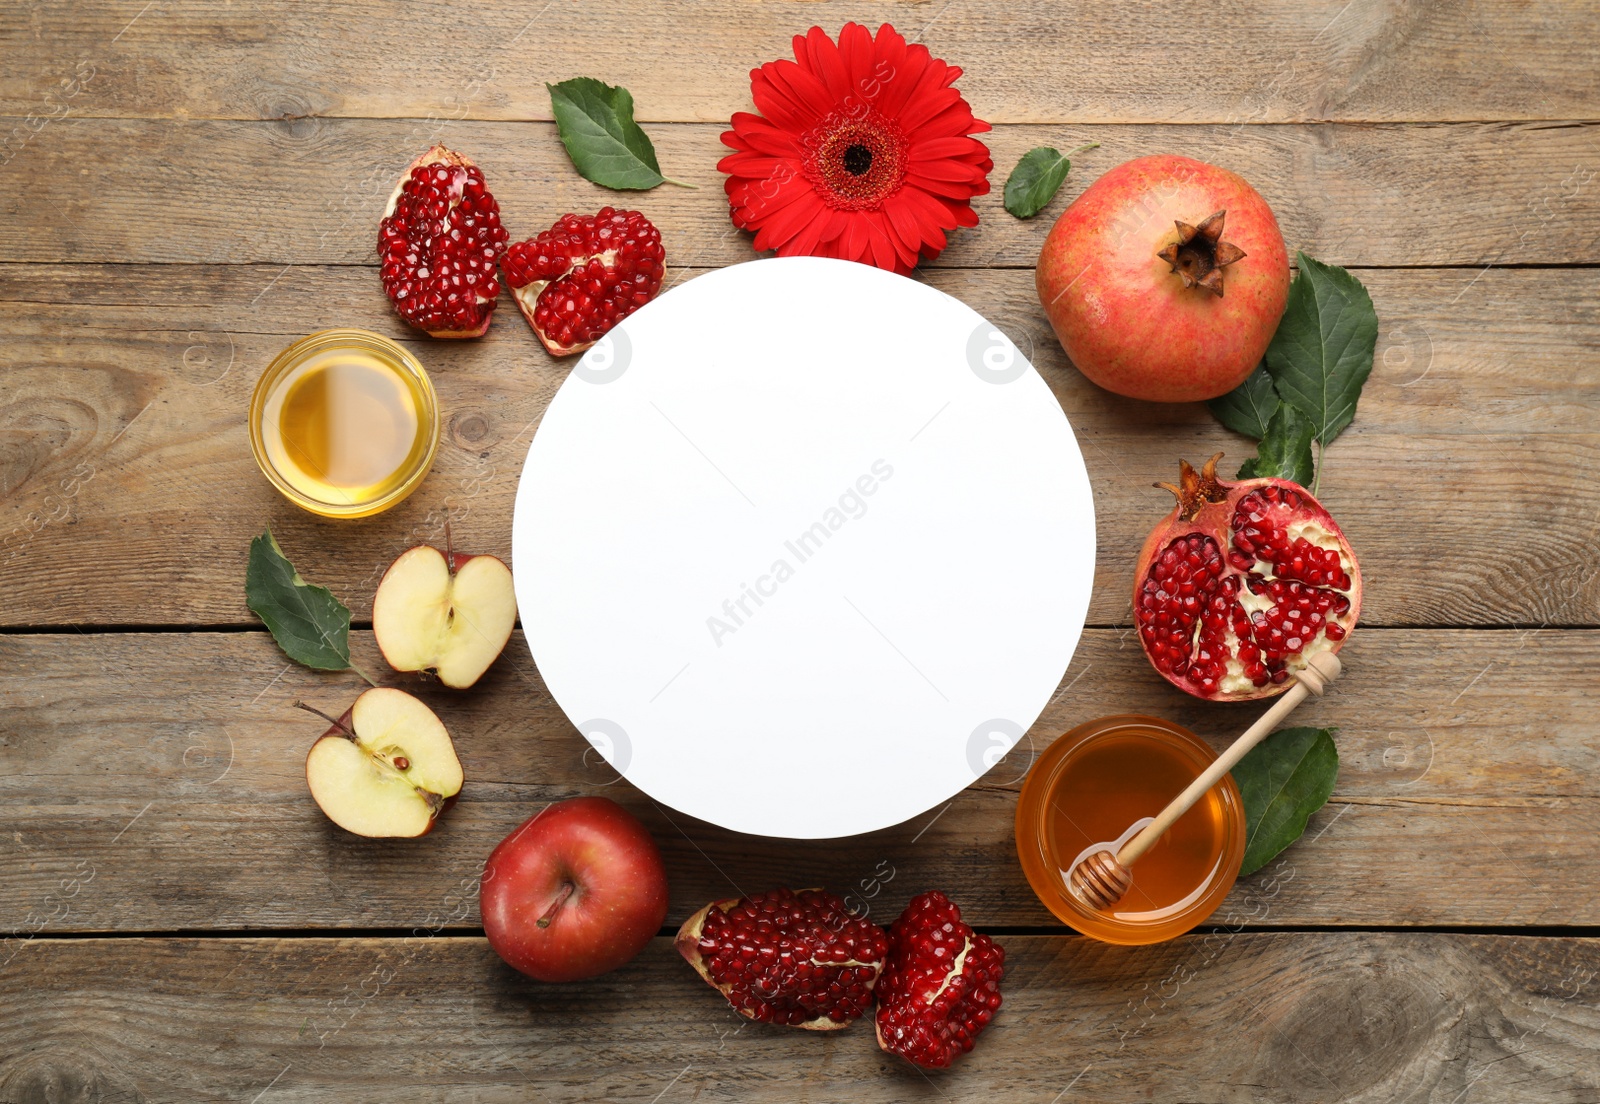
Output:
(1015, 715), (1245, 945)
(250, 329), (440, 518)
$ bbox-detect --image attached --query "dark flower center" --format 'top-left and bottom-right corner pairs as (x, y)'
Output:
(803, 109), (908, 211)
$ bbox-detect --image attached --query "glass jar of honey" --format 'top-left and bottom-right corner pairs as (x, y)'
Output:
(249, 329), (441, 518)
(1015, 714), (1245, 945)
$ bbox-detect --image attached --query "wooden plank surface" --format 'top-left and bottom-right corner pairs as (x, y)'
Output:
(3, 265), (1596, 629)
(5, 933), (1598, 1103)
(3, 1), (1597, 124)
(4, 0), (1599, 1097)
(4, 628), (1594, 933)
(1, 119), (1597, 268)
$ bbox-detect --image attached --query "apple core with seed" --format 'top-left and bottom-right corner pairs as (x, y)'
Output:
(303, 688), (464, 838)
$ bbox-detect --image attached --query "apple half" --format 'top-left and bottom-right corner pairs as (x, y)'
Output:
(373, 544), (516, 688)
(304, 687), (464, 838)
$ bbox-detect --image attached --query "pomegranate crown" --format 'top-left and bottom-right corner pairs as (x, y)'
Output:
(1155, 453), (1230, 521)
(1156, 211), (1246, 297)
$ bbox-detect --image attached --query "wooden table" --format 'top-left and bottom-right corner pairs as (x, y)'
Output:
(3, 3), (1598, 1100)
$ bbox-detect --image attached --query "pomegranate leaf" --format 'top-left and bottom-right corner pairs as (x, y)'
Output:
(547, 78), (679, 190)
(1207, 363), (1282, 440)
(1238, 403), (1315, 486)
(245, 529), (352, 672)
(1003, 143), (1096, 219)
(1232, 725), (1339, 876)
(1264, 253), (1377, 449)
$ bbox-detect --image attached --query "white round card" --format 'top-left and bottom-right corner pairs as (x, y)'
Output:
(513, 256), (1095, 838)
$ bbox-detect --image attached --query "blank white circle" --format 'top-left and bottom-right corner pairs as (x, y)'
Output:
(513, 257), (1095, 838)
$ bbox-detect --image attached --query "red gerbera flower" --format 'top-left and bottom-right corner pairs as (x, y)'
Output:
(718, 22), (992, 275)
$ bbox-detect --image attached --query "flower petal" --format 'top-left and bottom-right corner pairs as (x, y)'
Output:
(909, 135), (989, 162)
(799, 24), (852, 103)
(754, 186), (829, 251)
(838, 21), (875, 93)
(730, 117), (806, 158)
(753, 60), (832, 132)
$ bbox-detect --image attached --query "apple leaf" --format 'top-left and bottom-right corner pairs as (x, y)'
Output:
(547, 78), (688, 190)
(245, 529), (353, 672)
(1238, 402), (1316, 486)
(1264, 253), (1378, 449)
(1232, 726), (1340, 876)
(1207, 363), (1282, 441)
(1003, 143), (1097, 219)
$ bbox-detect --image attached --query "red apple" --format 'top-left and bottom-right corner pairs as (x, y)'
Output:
(480, 796), (670, 983)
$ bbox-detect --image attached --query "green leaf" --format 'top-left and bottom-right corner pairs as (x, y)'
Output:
(245, 529), (352, 672)
(1238, 403), (1316, 486)
(1232, 726), (1340, 876)
(547, 78), (686, 190)
(1207, 364), (1282, 441)
(1264, 253), (1378, 449)
(1004, 144), (1096, 219)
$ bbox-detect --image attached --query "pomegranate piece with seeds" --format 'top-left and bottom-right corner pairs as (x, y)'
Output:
(503, 207), (666, 357)
(378, 146), (509, 338)
(1135, 454), (1362, 701)
(874, 891), (1005, 1069)
(675, 888), (888, 1030)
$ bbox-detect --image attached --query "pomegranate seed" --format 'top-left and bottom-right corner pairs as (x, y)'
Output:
(677, 889), (887, 1029)
(875, 892), (1004, 1069)
(1136, 456), (1360, 700)
(378, 147), (506, 338)
(504, 208), (666, 356)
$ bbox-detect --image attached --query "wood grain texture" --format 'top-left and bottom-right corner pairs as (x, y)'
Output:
(3, 265), (1596, 629)
(1, 118), (1597, 267)
(3, 628), (1595, 933)
(3, 933), (1597, 1103)
(2, 1), (1597, 124)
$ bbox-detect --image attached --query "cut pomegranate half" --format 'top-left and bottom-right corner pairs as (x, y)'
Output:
(503, 208), (666, 356)
(378, 146), (508, 338)
(874, 891), (1005, 1069)
(1134, 454), (1362, 700)
(675, 887), (888, 1030)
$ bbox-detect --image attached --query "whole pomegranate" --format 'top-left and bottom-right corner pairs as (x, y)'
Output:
(675, 887), (888, 1029)
(1135, 456), (1360, 700)
(1036, 155), (1289, 402)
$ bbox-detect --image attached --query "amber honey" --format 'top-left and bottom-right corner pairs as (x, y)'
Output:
(1016, 715), (1244, 945)
(250, 330), (440, 518)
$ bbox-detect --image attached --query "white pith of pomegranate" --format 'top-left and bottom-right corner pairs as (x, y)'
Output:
(379, 146), (508, 338)
(874, 891), (1004, 1069)
(503, 208), (666, 356)
(675, 888), (888, 1030)
(1135, 454), (1361, 701)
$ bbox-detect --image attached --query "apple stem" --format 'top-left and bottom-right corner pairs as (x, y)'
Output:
(444, 518), (457, 574)
(293, 700), (358, 741)
(536, 881), (576, 929)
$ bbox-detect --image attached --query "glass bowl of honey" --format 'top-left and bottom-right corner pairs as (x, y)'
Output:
(1016, 714), (1245, 945)
(249, 329), (441, 518)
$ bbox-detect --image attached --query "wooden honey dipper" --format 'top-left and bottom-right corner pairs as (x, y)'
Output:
(1068, 651), (1343, 911)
